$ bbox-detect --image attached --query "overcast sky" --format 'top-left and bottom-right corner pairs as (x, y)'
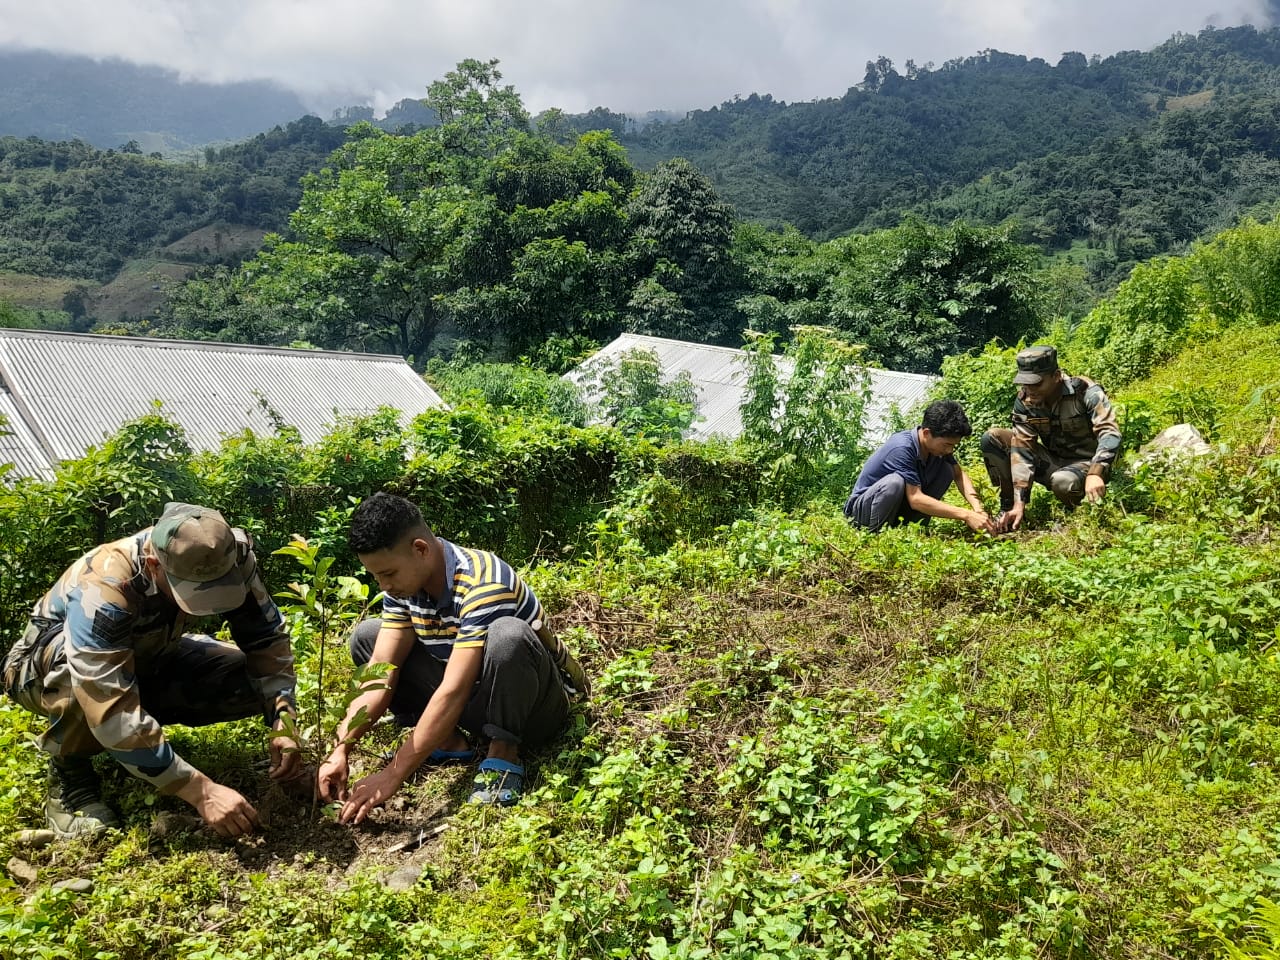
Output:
(0, 1), (1276, 115)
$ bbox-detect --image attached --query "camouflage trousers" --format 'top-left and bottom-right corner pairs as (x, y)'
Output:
(3, 619), (262, 760)
(980, 428), (1092, 511)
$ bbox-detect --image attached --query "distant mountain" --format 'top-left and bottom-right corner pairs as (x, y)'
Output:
(595, 24), (1280, 249)
(0, 49), (313, 151)
(0, 115), (347, 281)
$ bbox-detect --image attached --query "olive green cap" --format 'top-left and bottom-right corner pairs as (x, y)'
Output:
(1013, 345), (1059, 386)
(151, 502), (247, 616)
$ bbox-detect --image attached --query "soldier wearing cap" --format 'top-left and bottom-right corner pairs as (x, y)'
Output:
(980, 345), (1122, 531)
(2, 502), (300, 839)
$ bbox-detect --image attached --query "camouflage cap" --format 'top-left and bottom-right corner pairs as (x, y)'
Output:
(1013, 345), (1060, 386)
(151, 502), (248, 616)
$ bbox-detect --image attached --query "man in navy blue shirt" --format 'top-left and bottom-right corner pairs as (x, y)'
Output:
(844, 400), (995, 534)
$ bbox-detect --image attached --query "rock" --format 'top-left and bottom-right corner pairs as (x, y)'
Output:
(1136, 423), (1212, 466)
(51, 877), (93, 894)
(151, 811), (201, 838)
(11, 829), (56, 849)
(6, 856), (37, 884)
(381, 863), (424, 892)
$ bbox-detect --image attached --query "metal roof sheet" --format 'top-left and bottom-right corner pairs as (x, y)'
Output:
(567, 333), (938, 444)
(0, 388), (54, 480)
(0, 330), (446, 477)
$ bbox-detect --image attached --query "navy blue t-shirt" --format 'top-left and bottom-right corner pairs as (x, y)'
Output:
(851, 428), (957, 500)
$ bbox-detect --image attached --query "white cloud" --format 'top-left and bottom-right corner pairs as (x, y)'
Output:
(0, 0), (1273, 114)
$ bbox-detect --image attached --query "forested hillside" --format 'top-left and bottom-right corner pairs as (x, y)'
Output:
(920, 90), (1280, 280)
(0, 116), (346, 281)
(610, 25), (1280, 279)
(138, 61), (1050, 375)
(8, 25), (1280, 338)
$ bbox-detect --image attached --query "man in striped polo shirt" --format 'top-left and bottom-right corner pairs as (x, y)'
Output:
(318, 493), (580, 819)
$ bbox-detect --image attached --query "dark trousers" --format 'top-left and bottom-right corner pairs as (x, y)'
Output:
(844, 471), (950, 533)
(5, 630), (261, 760)
(349, 616), (569, 749)
(980, 428), (1089, 511)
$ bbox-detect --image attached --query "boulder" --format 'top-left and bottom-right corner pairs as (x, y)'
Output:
(1135, 423), (1212, 466)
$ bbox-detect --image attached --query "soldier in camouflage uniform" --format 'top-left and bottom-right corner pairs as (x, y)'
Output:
(2, 502), (300, 839)
(980, 345), (1122, 532)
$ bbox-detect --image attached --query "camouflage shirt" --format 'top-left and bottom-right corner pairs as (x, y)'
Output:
(4, 528), (294, 793)
(1011, 374), (1123, 488)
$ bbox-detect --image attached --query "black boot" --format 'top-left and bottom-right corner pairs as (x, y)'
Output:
(46, 757), (118, 839)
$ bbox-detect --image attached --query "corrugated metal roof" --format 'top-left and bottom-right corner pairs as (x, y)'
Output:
(0, 388), (55, 480)
(567, 333), (937, 444)
(0, 330), (446, 478)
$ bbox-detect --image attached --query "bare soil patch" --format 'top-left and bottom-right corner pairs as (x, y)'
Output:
(161, 224), (268, 260)
(88, 259), (195, 324)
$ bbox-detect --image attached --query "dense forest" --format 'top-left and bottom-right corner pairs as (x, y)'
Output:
(0, 117), (347, 281)
(605, 25), (1280, 281)
(7, 24), (1280, 325)
(612, 26), (1280, 224)
(140, 61), (1054, 375)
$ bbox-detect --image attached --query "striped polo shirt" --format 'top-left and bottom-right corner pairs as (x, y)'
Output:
(380, 539), (544, 661)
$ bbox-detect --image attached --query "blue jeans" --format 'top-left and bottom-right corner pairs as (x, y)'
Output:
(844, 472), (951, 533)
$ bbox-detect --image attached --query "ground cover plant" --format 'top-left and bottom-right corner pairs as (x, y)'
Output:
(2, 435), (1279, 958)
(5, 218), (1280, 957)
(0, 351), (1277, 959)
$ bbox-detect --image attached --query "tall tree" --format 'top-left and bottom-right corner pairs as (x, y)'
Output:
(198, 62), (650, 361)
(624, 158), (740, 341)
(425, 58), (530, 164)
(246, 129), (502, 359)
(822, 218), (1044, 373)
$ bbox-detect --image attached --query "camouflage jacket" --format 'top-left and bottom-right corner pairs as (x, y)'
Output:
(1011, 374), (1123, 488)
(3, 528), (294, 793)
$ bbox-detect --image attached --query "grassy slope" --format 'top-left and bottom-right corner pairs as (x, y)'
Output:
(0, 270), (95, 311)
(86, 258), (197, 325)
(1, 331), (1280, 958)
(1119, 324), (1280, 450)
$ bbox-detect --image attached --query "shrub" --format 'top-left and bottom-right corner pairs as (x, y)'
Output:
(433, 361), (588, 425)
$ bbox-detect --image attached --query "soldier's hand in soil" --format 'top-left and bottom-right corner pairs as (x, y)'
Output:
(965, 510), (997, 534)
(1085, 475), (1106, 503)
(268, 730), (302, 781)
(176, 773), (260, 838)
(997, 503), (1025, 532)
(338, 767), (404, 825)
(317, 750), (350, 802)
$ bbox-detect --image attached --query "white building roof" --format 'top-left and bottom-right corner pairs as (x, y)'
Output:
(566, 333), (937, 444)
(0, 330), (446, 480)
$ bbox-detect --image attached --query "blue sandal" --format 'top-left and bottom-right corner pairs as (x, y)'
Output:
(380, 734), (476, 769)
(469, 759), (524, 806)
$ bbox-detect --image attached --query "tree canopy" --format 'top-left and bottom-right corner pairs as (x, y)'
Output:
(154, 78), (1051, 374)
